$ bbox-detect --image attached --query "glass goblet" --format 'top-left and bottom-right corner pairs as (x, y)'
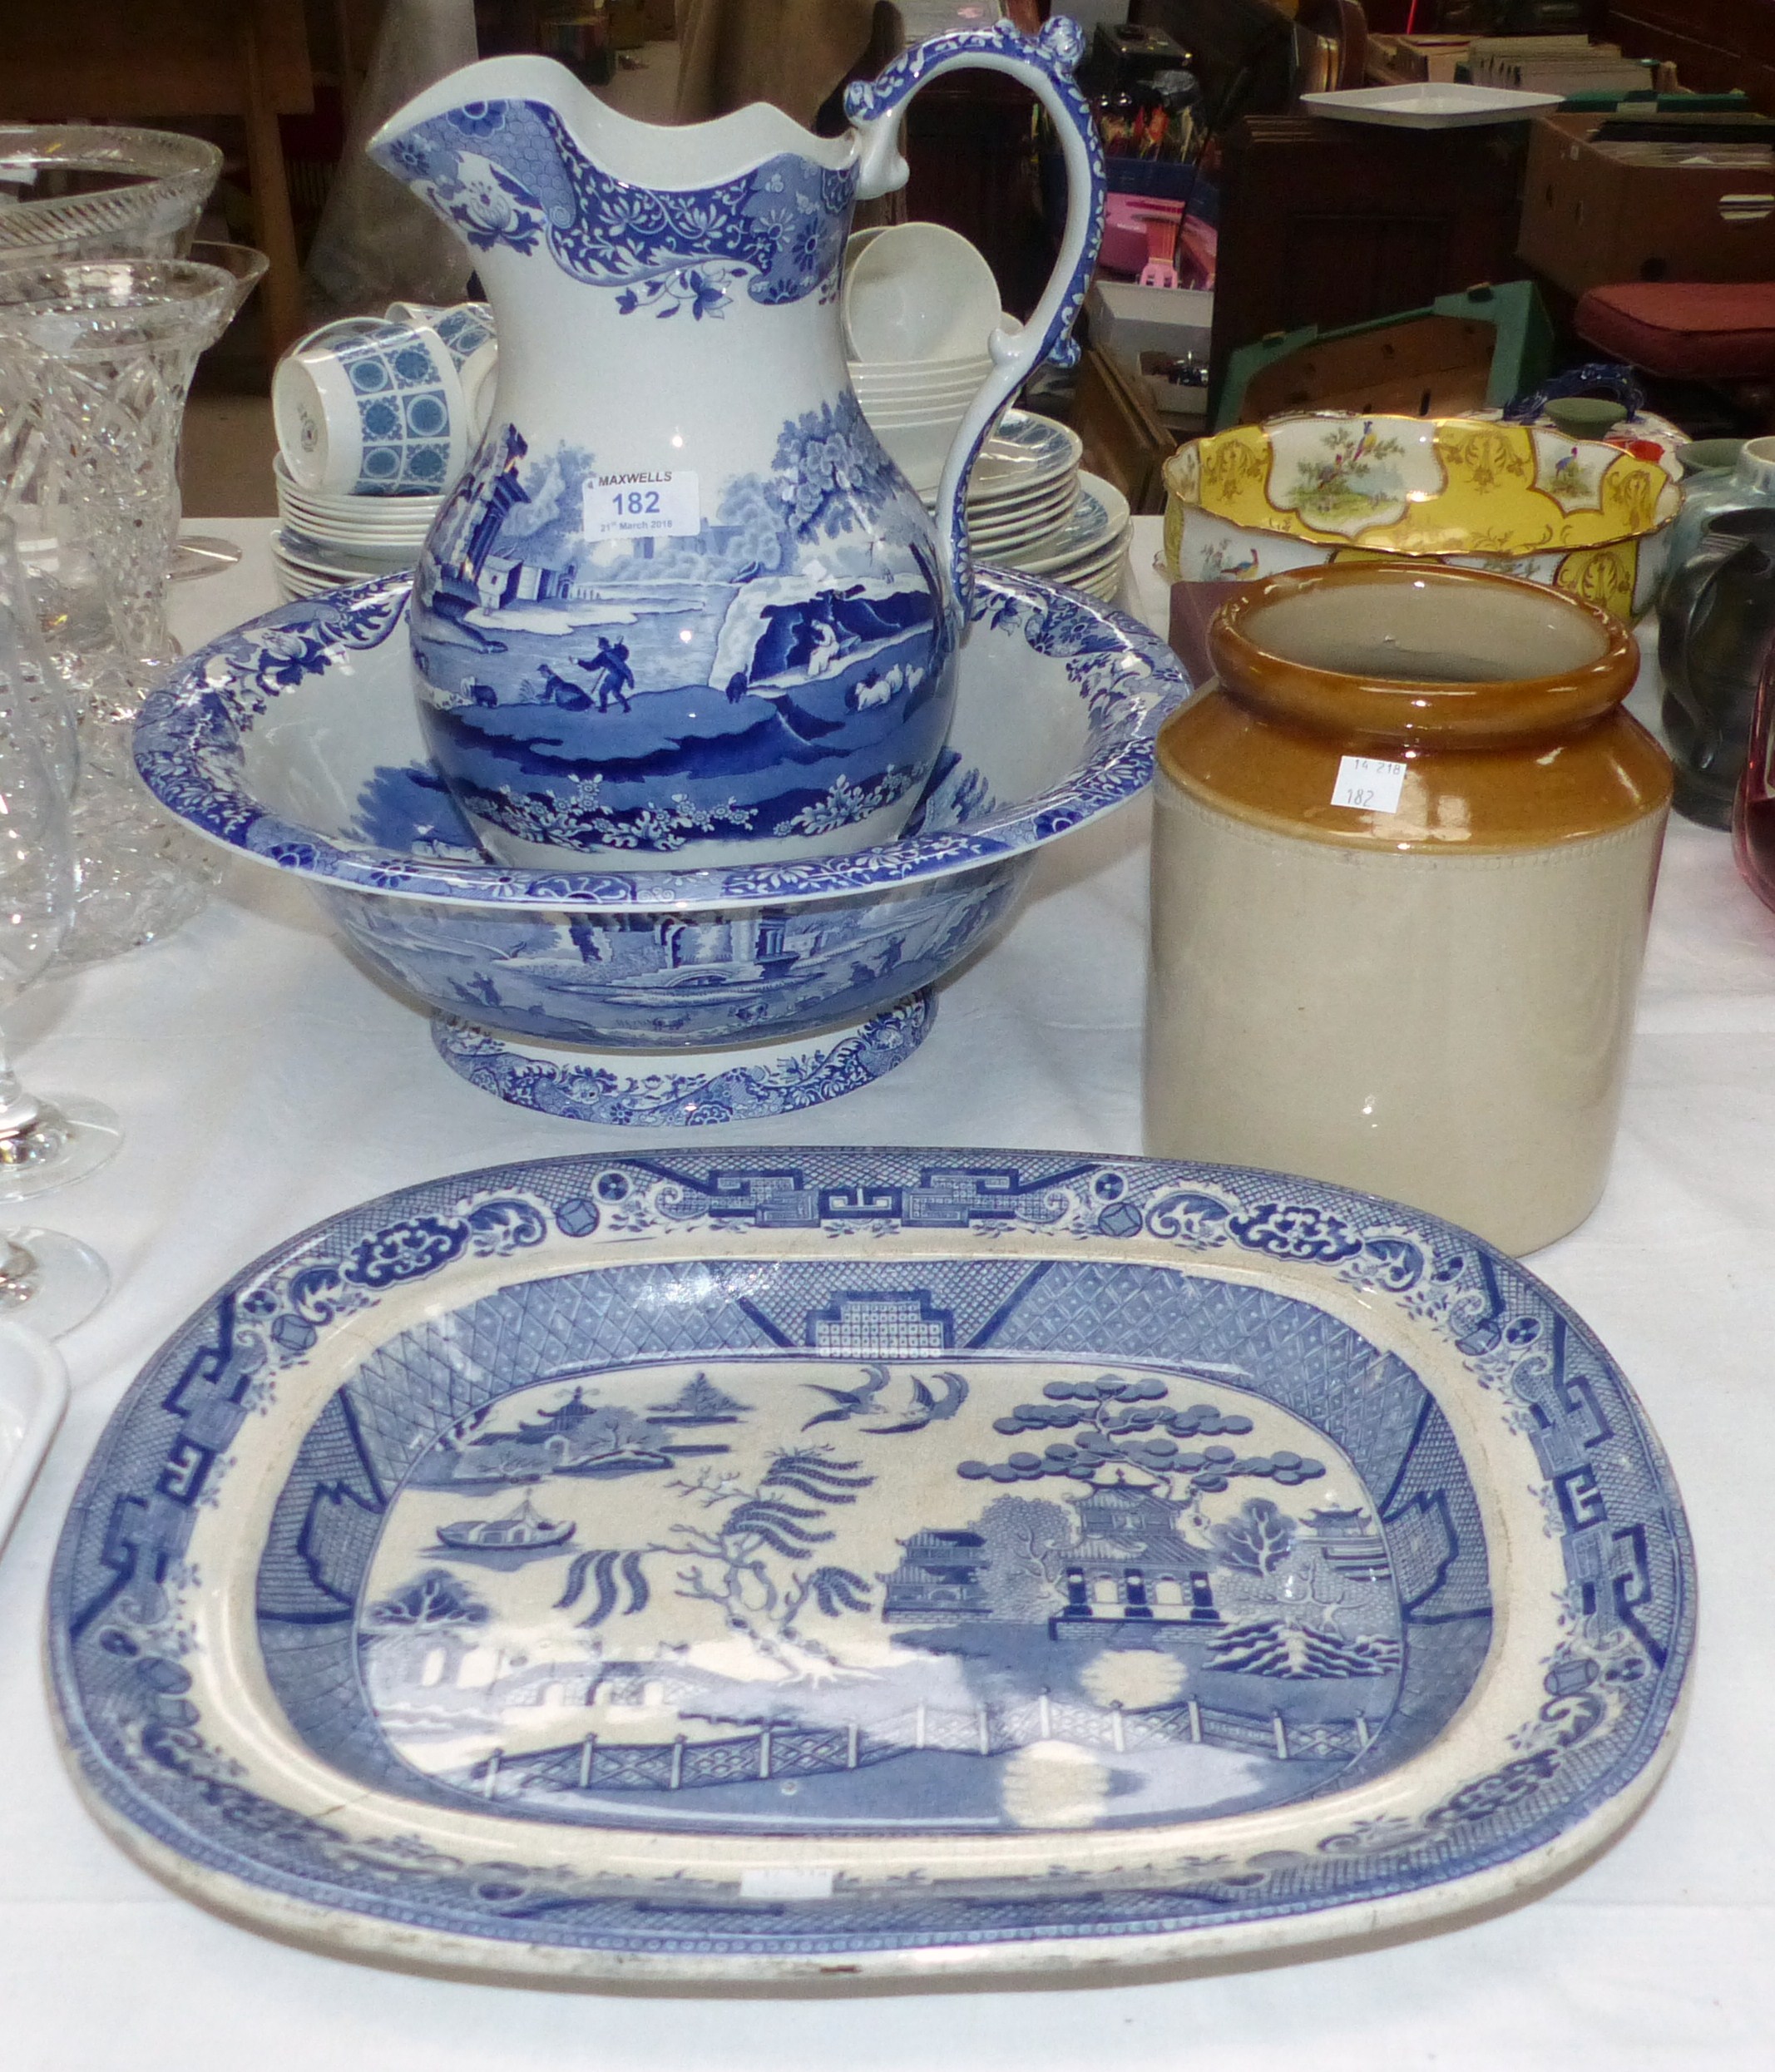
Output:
(0, 683), (121, 1203)
(0, 1224), (106, 1339)
(173, 241), (271, 583)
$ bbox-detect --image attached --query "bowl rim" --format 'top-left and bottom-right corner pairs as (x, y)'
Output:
(134, 566), (1189, 915)
(1165, 411), (1681, 551)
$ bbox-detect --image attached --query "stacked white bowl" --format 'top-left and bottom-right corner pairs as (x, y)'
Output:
(843, 224), (1001, 503)
(843, 229), (1130, 602)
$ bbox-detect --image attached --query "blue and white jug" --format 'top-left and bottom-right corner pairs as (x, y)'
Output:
(369, 18), (1104, 870)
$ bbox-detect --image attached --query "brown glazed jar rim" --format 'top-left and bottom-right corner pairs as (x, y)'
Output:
(1204, 562), (1640, 750)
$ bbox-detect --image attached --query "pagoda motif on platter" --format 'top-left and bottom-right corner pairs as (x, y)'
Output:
(1297, 1501), (1391, 1584)
(1052, 1481), (1224, 1634)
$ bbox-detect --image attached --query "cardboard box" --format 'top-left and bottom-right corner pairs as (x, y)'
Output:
(1086, 282), (1213, 375)
(1366, 36), (1469, 87)
(1519, 112), (1775, 294)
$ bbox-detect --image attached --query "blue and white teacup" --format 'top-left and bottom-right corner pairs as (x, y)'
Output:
(388, 302), (498, 443)
(388, 299), (495, 367)
(273, 316), (468, 497)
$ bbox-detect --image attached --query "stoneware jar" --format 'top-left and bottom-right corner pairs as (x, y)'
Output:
(366, 22), (1104, 871)
(1146, 562), (1672, 1254)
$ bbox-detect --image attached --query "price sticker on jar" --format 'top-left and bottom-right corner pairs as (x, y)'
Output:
(586, 469), (700, 541)
(1330, 754), (1408, 814)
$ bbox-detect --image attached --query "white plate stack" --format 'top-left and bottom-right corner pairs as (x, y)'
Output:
(838, 229), (1131, 602)
(849, 347), (996, 501)
(843, 221), (1010, 504)
(935, 411), (1132, 604)
(271, 456), (443, 601)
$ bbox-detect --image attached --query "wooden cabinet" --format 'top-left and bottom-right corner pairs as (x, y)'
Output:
(1207, 114), (1530, 418)
(1609, 2), (1775, 114)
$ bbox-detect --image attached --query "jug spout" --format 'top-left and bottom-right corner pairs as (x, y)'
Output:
(368, 53), (858, 308)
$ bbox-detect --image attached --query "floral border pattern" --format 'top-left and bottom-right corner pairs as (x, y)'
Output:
(131, 566), (1185, 912)
(373, 100), (854, 310)
(429, 991), (935, 1125)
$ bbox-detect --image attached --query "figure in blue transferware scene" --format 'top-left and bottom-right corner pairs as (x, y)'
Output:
(578, 635), (635, 715)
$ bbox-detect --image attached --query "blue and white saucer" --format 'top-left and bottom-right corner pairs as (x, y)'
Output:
(47, 1147), (1693, 1988)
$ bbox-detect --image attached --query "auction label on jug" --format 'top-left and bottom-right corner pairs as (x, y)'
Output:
(1330, 754), (1407, 814)
(586, 469), (700, 541)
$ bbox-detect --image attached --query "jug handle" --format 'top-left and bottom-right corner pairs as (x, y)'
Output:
(846, 17), (1106, 615)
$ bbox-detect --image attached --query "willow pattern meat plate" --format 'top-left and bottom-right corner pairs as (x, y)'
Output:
(47, 1149), (1693, 1987)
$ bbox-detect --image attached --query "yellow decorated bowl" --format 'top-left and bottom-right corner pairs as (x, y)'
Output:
(1162, 414), (1681, 621)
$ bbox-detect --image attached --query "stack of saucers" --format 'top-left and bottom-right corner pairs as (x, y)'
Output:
(996, 471), (1132, 602)
(928, 411), (1132, 604)
(269, 299), (494, 603)
(271, 456), (443, 602)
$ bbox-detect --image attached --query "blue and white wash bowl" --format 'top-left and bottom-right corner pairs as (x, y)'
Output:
(135, 566), (1188, 1125)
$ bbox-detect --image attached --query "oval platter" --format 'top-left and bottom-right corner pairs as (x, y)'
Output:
(47, 1148), (1694, 1987)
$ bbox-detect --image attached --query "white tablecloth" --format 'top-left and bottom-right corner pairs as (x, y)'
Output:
(0, 520), (1763, 2068)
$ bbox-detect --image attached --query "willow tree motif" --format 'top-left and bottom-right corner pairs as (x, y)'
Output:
(1211, 1496), (1298, 1576)
(958, 1373), (1325, 1527)
(556, 1446), (875, 1668)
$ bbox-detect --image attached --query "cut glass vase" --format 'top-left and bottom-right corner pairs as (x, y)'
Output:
(0, 260), (246, 963)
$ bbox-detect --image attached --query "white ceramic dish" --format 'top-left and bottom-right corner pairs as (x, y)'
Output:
(1035, 542), (1126, 589)
(854, 392), (991, 425)
(1301, 83), (1563, 129)
(972, 472), (1077, 510)
(965, 410), (1084, 497)
(1013, 472), (1130, 576)
(842, 220), (1001, 363)
(272, 532), (416, 581)
(970, 457), (1081, 506)
(274, 515), (432, 546)
(851, 370), (992, 404)
(858, 395), (981, 428)
(274, 507), (437, 542)
(971, 472), (1079, 520)
(971, 518), (1075, 561)
(848, 350), (998, 384)
(272, 458), (443, 541)
(47, 1146), (1694, 1986)
(275, 496), (440, 532)
(0, 1320), (67, 1557)
(851, 350), (993, 382)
